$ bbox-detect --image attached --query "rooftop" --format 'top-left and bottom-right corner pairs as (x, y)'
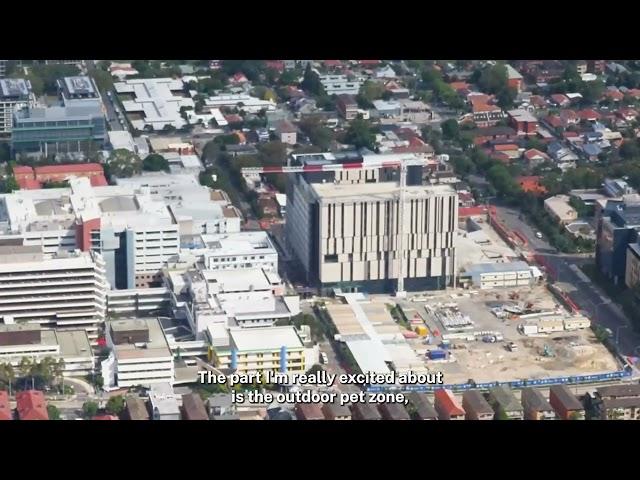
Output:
(229, 326), (303, 352)
(550, 385), (584, 410)
(462, 390), (494, 416)
(521, 387), (554, 412)
(465, 261), (531, 275)
(111, 318), (172, 361)
(406, 392), (438, 419)
(489, 386), (523, 412)
(312, 181), (456, 202)
(596, 384), (640, 399)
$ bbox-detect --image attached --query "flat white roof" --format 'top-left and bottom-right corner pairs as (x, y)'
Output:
(203, 268), (272, 292)
(313, 181), (456, 201)
(229, 326), (303, 352)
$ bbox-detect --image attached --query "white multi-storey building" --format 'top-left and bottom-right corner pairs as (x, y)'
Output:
(0, 324), (94, 376)
(0, 177), (181, 290)
(319, 75), (362, 96)
(0, 78), (34, 136)
(0, 246), (108, 340)
(101, 317), (174, 390)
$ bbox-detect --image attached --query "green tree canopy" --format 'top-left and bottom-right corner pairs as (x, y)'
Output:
(301, 64), (325, 96)
(441, 119), (460, 140)
(82, 401), (99, 419)
(47, 405), (61, 420)
(106, 395), (125, 416)
(142, 153), (170, 172)
(344, 117), (376, 151)
(105, 149), (142, 178)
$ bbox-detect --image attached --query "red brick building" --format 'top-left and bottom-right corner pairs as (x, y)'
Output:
(507, 109), (538, 136)
(13, 163), (108, 190)
(549, 385), (585, 420)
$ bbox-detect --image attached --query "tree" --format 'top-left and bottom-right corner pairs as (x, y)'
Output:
(441, 119), (460, 140)
(89, 69), (114, 93)
(106, 395), (125, 416)
(0, 143), (10, 163)
(497, 87), (517, 110)
(278, 69), (299, 86)
(478, 63), (509, 95)
(1, 176), (19, 194)
(142, 153), (170, 172)
(619, 140), (640, 160)
(257, 141), (287, 167)
(344, 117), (376, 151)
(495, 410), (510, 420)
(0, 363), (15, 390)
(30, 64), (81, 95)
(301, 64), (325, 96)
(47, 405), (61, 420)
(82, 401), (99, 419)
(299, 118), (333, 150)
(105, 149), (142, 178)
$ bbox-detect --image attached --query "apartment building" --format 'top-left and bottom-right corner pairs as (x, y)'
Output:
(286, 154), (458, 294)
(0, 60), (6, 78)
(0, 78), (34, 137)
(0, 247), (107, 340)
(211, 326), (306, 374)
(101, 318), (174, 390)
(318, 75), (362, 95)
(336, 94), (359, 120)
(202, 93), (276, 115)
(597, 203), (640, 285)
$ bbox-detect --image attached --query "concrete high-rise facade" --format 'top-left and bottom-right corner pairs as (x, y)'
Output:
(286, 154), (458, 294)
(0, 246), (107, 340)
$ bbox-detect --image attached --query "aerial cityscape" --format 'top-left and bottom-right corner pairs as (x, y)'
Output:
(0, 59), (639, 420)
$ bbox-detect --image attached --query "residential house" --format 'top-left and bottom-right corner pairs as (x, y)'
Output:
(488, 386), (524, 420)
(472, 102), (504, 128)
(16, 390), (48, 420)
(507, 109), (538, 136)
(336, 94), (359, 120)
(375, 65), (397, 79)
(549, 385), (585, 420)
(470, 126), (517, 146)
(544, 195), (578, 224)
(321, 399), (352, 420)
(547, 141), (578, 169)
(295, 402), (325, 420)
(125, 396), (150, 421)
(550, 94), (570, 107)
(181, 393), (209, 420)
(462, 390), (494, 420)
(521, 388), (556, 420)
(207, 394), (240, 420)
(523, 149), (550, 168)
(506, 64), (524, 93)
(378, 402), (411, 420)
(604, 87), (624, 102)
(406, 393), (438, 420)
(258, 196), (279, 217)
(592, 384), (640, 420)
(577, 109), (601, 122)
(351, 402), (383, 420)
(529, 95), (547, 109)
(434, 389), (465, 420)
(274, 120), (297, 145)
(581, 143), (602, 161)
(517, 176), (548, 196)
(587, 60), (606, 74)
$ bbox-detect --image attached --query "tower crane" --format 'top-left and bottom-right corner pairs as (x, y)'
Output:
(241, 157), (431, 297)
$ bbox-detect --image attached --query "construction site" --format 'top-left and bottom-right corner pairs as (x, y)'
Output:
(389, 284), (622, 385)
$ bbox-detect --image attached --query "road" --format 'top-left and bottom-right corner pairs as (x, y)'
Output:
(494, 202), (640, 359)
(86, 60), (124, 132)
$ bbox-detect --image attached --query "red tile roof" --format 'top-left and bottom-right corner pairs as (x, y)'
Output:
(459, 205), (490, 217)
(494, 143), (519, 152)
(0, 391), (11, 420)
(357, 60), (380, 66)
(13, 166), (33, 175)
(93, 415), (119, 420)
(529, 95), (547, 108)
(473, 102), (501, 113)
(17, 178), (42, 190)
(546, 115), (562, 128)
(90, 175), (109, 187)
(323, 60), (343, 67)
(16, 390), (48, 421)
(524, 148), (550, 161)
(517, 175), (548, 195)
(563, 131), (579, 139)
(34, 163), (103, 175)
(232, 73), (248, 83)
(449, 81), (469, 92)
(628, 89), (640, 99)
(434, 389), (465, 416)
(551, 94), (569, 105)
(265, 60), (285, 72)
(577, 109), (601, 121)
(605, 90), (624, 101)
